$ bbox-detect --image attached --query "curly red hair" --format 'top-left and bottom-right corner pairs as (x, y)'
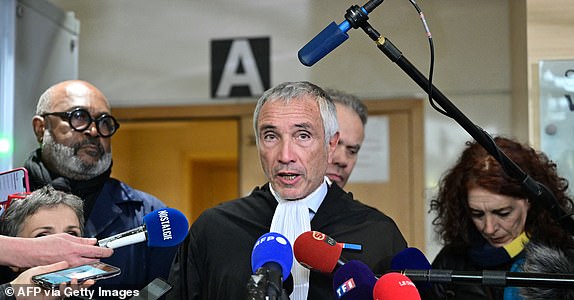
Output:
(430, 136), (573, 248)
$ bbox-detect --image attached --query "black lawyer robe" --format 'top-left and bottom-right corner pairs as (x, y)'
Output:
(167, 183), (407, 300)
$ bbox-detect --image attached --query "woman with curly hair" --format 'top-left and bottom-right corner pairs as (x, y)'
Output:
(425, 136), (574, 299)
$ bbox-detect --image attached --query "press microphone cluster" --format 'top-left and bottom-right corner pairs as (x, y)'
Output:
(98, 208), (189, 249)
(293, 231), (422, 299)
(331, 259), (422, 300)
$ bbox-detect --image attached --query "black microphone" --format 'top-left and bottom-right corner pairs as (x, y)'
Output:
(520, 242), (574, 299)
(298, 0), (385, 66)
(400, 269), (574, 288)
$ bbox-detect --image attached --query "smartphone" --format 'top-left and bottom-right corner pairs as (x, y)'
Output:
(0, 168), (30, 216)
(31, 262), (121, 289)
(129, 278), (172, 300)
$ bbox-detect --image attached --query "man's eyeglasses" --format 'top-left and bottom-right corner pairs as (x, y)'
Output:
(42, 108), (120, 137)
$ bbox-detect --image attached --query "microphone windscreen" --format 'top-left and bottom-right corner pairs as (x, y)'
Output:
(390, 247), (431, 290)
(298, 22), (349, 67)
(521, 242), (574, 300)
(293, 231), (343, 273)
(391, 247), (431, 270)
(373, 272), (421, 300)
(143, 208), (189, 247)
(251, 232), (293, 281)
(332, 260), (377, 300)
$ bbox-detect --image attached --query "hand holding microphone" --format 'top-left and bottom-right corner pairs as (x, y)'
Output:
(98, 208), (189, 249)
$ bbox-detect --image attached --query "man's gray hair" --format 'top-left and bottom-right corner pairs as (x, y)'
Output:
(253, 81), (338, 147)
(325, 88), (368, 125)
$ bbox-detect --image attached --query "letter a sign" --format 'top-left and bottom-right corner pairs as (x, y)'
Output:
(211, 37), (270, 98)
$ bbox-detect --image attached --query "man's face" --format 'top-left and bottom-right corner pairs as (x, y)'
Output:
(38, 82), (112, 180)
(326, 103), (365, 188)
(257, 96), (338, 200)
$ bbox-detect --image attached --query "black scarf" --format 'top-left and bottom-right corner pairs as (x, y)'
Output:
(23, 149), (112, 220)
(468, 230), (528, 268)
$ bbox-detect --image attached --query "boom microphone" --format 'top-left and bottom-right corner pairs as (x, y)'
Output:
(293, 231), (346, 273)
(373, 272), (421, 300)
(333, 260), (377, 299)
(248, 232), (293, 300)
(98, 208), (189, 249)
(298, 0), (384, 66)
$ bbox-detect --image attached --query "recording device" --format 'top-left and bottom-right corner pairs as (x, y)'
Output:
(373, 272), (421, 300)
(247, 232), (293, 300)
(31, 262), (120, 290)
(98, 207), (189, 249)
(129, 277), (173, 300)
(298, 0), (384, 66)
(333, 260), (377, 300)
(293, 231), (347, 273)
(0, 168), (30, 217)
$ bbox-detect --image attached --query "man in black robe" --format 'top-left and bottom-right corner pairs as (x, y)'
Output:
(167, 81), (407, 300)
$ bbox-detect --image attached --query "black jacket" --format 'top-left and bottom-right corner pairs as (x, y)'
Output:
(167, 183), (407, 300)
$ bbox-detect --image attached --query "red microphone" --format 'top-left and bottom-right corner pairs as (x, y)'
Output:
(373, 272), (421, 300)
(293, 231), (345, 273)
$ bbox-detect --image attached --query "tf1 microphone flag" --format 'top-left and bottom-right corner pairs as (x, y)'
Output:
(98, 207), (189, 249)
(333, 260), (377, 300)
(373, 272), (421, 300)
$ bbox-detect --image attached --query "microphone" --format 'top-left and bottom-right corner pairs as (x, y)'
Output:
(298, 0), (384, 66)
(248, 232), (293, 300)
(390, 247), (432, 291)
(293, 231), (346, 273)
(98, 208), (189, 249)
(373, 272), (421, 300)
(333, 260), (377, 299)
(520, 242), (574, 299)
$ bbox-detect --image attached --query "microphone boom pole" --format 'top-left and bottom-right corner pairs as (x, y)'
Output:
(401, 269), (574, 288)
(342, 10), (574, 235)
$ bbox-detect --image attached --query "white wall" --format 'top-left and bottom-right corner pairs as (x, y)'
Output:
(47, 0), (513, 261)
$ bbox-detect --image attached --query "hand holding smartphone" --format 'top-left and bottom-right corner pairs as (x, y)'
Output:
(31, 262), (121, 290)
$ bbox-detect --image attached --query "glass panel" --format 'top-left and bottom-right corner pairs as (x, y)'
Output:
(539, 60), (574, 190)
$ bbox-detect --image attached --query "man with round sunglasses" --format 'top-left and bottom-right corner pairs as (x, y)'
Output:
(21, 80), (177, 292)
